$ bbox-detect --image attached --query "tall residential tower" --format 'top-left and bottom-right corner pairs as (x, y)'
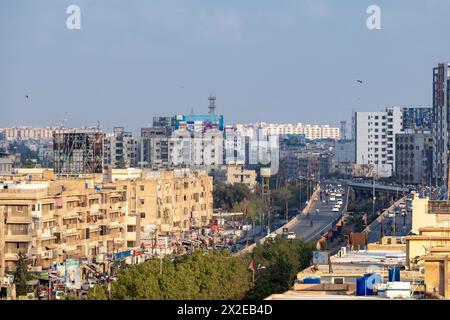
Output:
(432, 63), (450, 187)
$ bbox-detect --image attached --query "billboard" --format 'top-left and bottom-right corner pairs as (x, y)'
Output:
(65, 258), (81, 290)
(174, 114), (224, 132)
(312, 251), (329, 265)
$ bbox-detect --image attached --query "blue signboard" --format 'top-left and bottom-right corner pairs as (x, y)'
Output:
(114, 250), (132, 261)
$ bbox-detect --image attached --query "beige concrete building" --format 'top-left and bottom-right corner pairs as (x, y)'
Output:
(0, 168), (213, 273)
(0, 153), (14, 175)
(111, 169), (213, 247)
(406, 227), (450, 267)
(226, 165), (257, 191)
(411, 193), (450, 233)
(1, 127), (57, 140)
(0, 208), (4, 277)
(407, 194), (450, 299)
(423, 247), (450, 299)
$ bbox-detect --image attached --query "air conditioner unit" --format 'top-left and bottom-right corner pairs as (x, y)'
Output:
(338, 247), (347, 257)
(332, 277), (345, 285)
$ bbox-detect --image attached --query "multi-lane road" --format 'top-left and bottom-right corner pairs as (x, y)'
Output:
(366, 199), (412, 243)
(287, 185), (348, 243)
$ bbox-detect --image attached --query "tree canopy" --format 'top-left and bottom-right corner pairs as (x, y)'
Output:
(86, 238), (315, 300)
(87, 250), (252, 300)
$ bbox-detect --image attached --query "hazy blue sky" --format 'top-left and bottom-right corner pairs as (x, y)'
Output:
(1, 0), (449, 133)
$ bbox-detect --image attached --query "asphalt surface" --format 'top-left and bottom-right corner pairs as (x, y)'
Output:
(367, 206), (412, 243)
(287, 187), (348, 243)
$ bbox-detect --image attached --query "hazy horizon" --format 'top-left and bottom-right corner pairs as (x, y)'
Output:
(1, 0), (450, 133)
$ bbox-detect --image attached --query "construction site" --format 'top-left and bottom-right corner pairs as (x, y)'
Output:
(52, 128), (103, 176)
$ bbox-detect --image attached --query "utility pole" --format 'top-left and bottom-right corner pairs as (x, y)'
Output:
(285, 179), (289, 224)
(299, 178), (302, 212)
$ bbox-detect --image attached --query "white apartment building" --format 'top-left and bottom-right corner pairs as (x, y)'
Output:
(1, 127), (57, 140)
(170, 128), (224, 169)
(234, 123), (340, 140)
(355, 106), (403, 177)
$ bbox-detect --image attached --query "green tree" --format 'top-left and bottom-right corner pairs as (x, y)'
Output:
(14, 251), (32, 296)
(87, 250), (252, 300)
(246, 237), (315, 299)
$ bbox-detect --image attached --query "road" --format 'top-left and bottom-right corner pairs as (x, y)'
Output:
(365, 198), (412, 243)
(287, 186), (348, 243)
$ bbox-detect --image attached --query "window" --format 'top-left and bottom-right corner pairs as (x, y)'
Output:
(127, 225), (136, 232)
(140, 212), (146, 218)
(140, 185), (145, 191)
(140, 199), (145, 205)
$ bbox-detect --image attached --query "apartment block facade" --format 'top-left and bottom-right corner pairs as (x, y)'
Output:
(103, 127), (138, 169)
(242, 123), (340, 140)
(0, 169), (213, 273)
(395, 130), (433, 185)
(355, 106), (403, 177)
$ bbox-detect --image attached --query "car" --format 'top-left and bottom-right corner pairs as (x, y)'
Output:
(81, 280), (96, 291)
(329, 196), (336, 201)
(54, 290), (66, 300)
(287, 232), (296, 239)
(332, 207), (340, 212)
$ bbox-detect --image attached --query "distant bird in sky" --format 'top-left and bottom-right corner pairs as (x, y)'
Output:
(356, 80), (363, 84)
(25, 95), (29, 99)
(179, 85), (185, 89)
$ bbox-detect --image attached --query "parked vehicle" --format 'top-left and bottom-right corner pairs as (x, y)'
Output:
(287, 232), (296, 239)
(53, 290), (66, 300)
(81, 280), (96, 291)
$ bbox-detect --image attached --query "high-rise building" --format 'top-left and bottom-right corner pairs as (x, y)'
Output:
(354, 106), (403, 177)
(395, 130), (433, 185)
(432, 62), (450, 187)
(402, 107), (432, 131)
(139, 127), (171, 169)
(104, 127), (138, 169)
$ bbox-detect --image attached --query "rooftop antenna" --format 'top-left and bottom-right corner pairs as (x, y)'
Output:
(208, 95), (216, 115)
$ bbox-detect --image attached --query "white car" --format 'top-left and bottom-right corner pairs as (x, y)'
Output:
(329, 196), (336, 201)
(54, 291), (66, 300)
(332, 207), (340, 212)
(287, 232), (296, 239)
(81, 280), (96, 291)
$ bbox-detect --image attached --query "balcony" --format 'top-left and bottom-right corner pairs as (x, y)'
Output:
(127, 215), (136, 225)
(6, 215), (31, 224)
(5, 234), (32, 242)
(126, 232), (137, 241)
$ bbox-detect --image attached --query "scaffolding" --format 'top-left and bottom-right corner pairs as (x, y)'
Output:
(53, 128), (103, 175)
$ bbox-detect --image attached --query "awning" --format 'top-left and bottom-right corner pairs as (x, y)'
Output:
(109, 222), (121, 229)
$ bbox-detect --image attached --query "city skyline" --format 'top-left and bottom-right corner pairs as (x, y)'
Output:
(2, 0), (450, 132)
